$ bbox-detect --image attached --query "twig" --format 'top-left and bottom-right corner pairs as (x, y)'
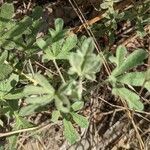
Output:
(0, 122), (57, 138)
(53, 59), (65, 83)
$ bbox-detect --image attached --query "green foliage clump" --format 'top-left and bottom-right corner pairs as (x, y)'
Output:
(0, 1), (149, 148)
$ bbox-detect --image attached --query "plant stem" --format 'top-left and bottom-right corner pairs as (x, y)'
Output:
(53, 59), (65, 83)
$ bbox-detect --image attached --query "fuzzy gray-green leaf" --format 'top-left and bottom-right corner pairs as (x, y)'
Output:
(0, 50), (8, 64)
(55, 18), (64, 32)
(71, 112), (89, 128)
(71, 101), (84, 111)
(34, 74), (54, 94)
(69, 37), (101, 80)
(63, 118), (79, 144)
(0, 64), (12, 81)
(19, 104), (40, 116)
(24, 85), (47, 96)
(116, 45), (127, 67)
(51, 110), (61, 122)
(117, 72), (146, 86)
(112, 87), (144, 111)
(0, 3), (14, 28)
(25, 95), (53, 104)
(112, 49), (147, 77)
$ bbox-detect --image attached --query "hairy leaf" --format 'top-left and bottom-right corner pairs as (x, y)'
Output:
(117, 72), (150, 91)
(69, 38), (101, 80)
(112, 87), (144, 111)
(25, 95), (53, 104)
(0, 64), (12, 81)
(0, 50), (8, 63)
(71, 101), (84, 111)
(112, 49), (147, 77)
(34, 73), (54, 94)
(19, 104), (40, 116)
(24, 85), (47, 96)
(55, 94), (70, 113)
(116, 45), (127, 67)
(117, 72), (146, 86)
(36, 38), (47, 49)
(71, 112), (88, 128)
(55, 18), (64, 32)
(63, 118), (79, 144)
(0, 3), (14, 28)
(51, 110), (61, 122)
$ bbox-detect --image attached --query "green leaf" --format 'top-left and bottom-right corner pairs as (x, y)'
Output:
(4, 90), (24, 100)
(71, 112), (89, 128)
(24, 85), (47, 96)
(55, 94), (70, 113)
(71, 101), (84, 111)
(0, 50), (8, 63)
(34, 73), (54, 94)
(0, 73), (18, 94)
(0, 50), (12, 80)
(43, 34), (77, 60)
(55, 18), (64, 32)
(51, 110), (61, 122)
(36, 38), (47, 49)
(0, 64), (12, 81)
(69, 38), (101, 80)
(117, 72), (146, 86)
(63, 118), (79, 144)
(62, 34), (77, 53)
(100, 2), (109, 9)
(117, 72), (150, 91)
(25, 95), (53, 104)
(112, 49), (147, 77)
(109, 55), (117, 64)
(56, 34), (77, 59)
(3, 16), (32, 39)
(0, 3), (14, 27)
(112, 87), (144, 111)
(145, 69), (150, 90)
(19, 104), (40, 116)
(116, 45), (127, 67)
(31, 6), (43, 20)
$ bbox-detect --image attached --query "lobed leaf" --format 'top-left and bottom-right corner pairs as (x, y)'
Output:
(117, 72), (150, 91)
(69, 38), (101, 80)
